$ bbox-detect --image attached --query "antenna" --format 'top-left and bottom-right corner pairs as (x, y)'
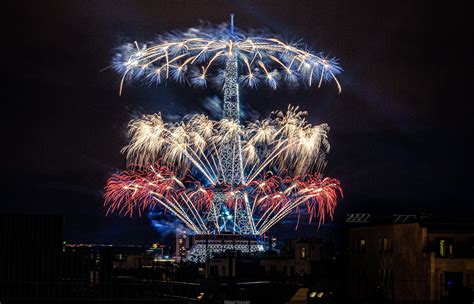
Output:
(230, 14), (235, 36)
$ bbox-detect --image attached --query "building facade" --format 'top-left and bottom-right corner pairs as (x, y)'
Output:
(260, 238), (336, 277)
(348, 218), (474, 303)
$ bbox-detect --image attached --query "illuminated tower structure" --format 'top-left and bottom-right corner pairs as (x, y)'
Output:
(206, 15), (256, 236)
(105, 14), (343, 261)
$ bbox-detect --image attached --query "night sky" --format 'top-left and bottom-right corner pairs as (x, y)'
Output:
(4, 0), (472, 244)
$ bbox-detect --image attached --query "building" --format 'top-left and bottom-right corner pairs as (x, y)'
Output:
(260, 238), (336, 277)
(62, 244), (115, 286)
(205, 250), (261, 278)
(62, 243), (182, 299)
(348, 215), (474, 303)
(202, 237), (338, 281)
(175, 228), (192, 259)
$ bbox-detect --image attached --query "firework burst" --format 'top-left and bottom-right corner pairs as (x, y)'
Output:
(105, 163), (341, 234)
(112, 22), (342, 94)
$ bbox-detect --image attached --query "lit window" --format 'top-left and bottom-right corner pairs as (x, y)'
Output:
(360, 240), (366, 254)
(438, 239), (453, 258)
(301, 247), (306, 258)
(439, 239), (446, 257)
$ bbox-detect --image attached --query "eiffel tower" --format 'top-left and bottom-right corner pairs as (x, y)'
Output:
(206, 15), (257, 235)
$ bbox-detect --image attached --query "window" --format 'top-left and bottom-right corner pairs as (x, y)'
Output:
(353, 239), (366, 254)
(439, 239), (446, 257)
(438, 238), (454, 258)
(378, 268), (393, 281)
(360, 239), (366, 254)
(444, 272), (463, 290)
(379, 238), (393, 253)
(301, 247), (306, 259)
(384, 238), (392, 252)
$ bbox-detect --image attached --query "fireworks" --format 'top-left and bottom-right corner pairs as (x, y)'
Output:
(105, 16), (343, 237)
(105, 106), (342, 234)
(112, 21), (342, 95)
(122, 107), (330, 183)
(105, 162), (341, 234)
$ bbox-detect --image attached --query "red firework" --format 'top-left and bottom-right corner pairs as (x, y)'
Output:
(104, 162), (342, 232)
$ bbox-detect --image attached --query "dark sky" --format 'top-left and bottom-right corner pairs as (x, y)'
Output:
(4, 0), (472, 244)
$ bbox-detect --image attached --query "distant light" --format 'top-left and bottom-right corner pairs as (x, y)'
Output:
(197, 292), (205, 300)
